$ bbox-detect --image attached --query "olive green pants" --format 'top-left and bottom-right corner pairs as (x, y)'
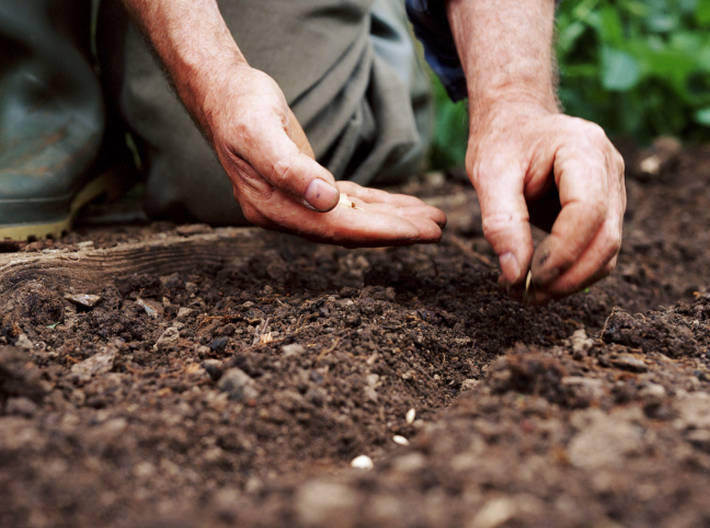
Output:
(2, 0), (432, 226)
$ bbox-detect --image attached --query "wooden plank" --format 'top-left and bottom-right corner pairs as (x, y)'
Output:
(0, 227), (267, 294)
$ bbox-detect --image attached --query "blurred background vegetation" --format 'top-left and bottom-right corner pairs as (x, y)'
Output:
(430, 0), (710, 169)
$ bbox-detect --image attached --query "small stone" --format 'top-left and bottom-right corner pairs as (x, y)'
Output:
(209, 336), (229, 353)
(392, 435), (409, 446)
(639, 383), (666, 399)
(70, 346), (117, 382)
(460, 378), (480, 392)
(176, 307), (194, 320)
(281, 343), (305, 357)
(218, 368), (258, 402)
(295, 480), (358, 527)
(406, 408), (416, 425)
(673, 392), (710, 429)
(202, 359), (223, 381)
(15, 334), (33, 350)
(391, 452), (426, 473)
(350, 455), (374, 470)
(136, 298), (163, 318)
(6, 397), (38, 417)
(568, 411), (642, 470)
(570, 328), (594, 355)
(686, 429), (710, 452)
(64, 293), (102, 309)
(611, 354), (648, 372)
(470, 497), (517, 528)
(153, 325), (181, 351)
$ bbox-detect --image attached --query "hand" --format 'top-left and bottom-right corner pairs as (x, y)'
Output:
(466, 101), (626, 303)
(203, 64), (446, 247)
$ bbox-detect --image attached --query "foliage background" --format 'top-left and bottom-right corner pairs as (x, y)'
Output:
(430, 0), (710, 169)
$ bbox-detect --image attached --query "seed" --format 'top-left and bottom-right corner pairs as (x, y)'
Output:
(338, 193), (356, 209)
(392, 435), (410, 446)
(405, 408), (416, 424)
(350, 455), (374, 470)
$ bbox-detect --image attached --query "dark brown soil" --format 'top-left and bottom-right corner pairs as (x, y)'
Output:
(1, 144), (710, 528)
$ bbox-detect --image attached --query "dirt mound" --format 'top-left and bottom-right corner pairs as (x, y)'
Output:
(1, 145), (709, 527)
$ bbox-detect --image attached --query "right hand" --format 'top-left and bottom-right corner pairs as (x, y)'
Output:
(202, 64), (446, 247)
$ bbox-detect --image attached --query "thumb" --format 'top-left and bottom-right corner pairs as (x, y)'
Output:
(474, 168), (534, 285)
(246, 110), (339, 212)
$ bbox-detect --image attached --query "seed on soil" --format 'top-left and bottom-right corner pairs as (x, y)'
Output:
(406, 408), (416, 424)
(392, 435), (410, 446)
(350, 455), (374, 470)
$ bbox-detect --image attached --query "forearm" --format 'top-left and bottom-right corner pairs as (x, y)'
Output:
(121, 0), (247, 138)
(445, 0), (559, 122)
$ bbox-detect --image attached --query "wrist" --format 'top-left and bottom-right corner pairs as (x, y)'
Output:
(468, 96), (559, 137)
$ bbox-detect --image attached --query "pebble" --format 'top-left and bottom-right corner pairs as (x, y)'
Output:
(281, 343), (305, 357)
(218, 367), (258, 402)
(6, 397), (38, 417)
(350, 455), (374, 470)
(153, 325), (181, 351)
(568, 411), (642, 470)
(64, 293), (102, 309)
(610, 354), (648, 372)
(295, 480), (358, 527)
(406, 408), (416, 424)
(209, 336), (229, 353)
(202, 359), (223, 381)
(70, 346), (117, 383)
(136, 298), (162, 318)
(570, 328), (594, 355)
(392, 435), (410, 446)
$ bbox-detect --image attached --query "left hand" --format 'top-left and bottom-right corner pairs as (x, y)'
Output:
(466, 101), (626, 303)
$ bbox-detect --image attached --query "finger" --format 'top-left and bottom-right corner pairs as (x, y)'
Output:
(533, 204), (622, 299)
(474, 166), (533, 286)
(337, 181), (429, 207)
(338, 181), (447, 228)
(529, 253), (618, 305)
(350, 201), (445, 241)
(237, 113), (339, 212)
(530, 151), (608, 286)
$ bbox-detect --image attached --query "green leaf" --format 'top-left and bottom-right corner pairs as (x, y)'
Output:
(601, 46), (641, 91)
(696, 0), (710, 25)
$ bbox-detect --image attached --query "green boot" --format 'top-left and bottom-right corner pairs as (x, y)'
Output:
(0, 0), (109, 240)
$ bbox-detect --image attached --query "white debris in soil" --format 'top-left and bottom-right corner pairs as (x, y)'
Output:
(64, 293), (102, 309)
(350, 455), (374, 470)
(392, 435), (410, 446)
(406, 408), (416, 424)
(70, 346), (117, 383)
(153, 324), (182, 351)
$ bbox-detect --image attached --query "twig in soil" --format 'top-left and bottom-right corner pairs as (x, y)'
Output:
(448, 234), (495, 268)
(316, 338), (341, 362)
(252, 318), (272, 345)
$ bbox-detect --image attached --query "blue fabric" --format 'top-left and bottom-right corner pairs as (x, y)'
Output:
(405, 0), (467, 101)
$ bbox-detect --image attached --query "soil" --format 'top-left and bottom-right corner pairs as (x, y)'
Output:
(1, 143), (710, 528)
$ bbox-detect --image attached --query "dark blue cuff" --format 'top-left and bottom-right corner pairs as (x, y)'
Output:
(405, 0), (467, 101)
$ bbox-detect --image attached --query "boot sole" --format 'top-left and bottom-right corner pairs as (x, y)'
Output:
(0, 169), (125, 241)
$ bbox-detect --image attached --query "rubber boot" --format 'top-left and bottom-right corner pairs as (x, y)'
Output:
(0, 0), (107, 240)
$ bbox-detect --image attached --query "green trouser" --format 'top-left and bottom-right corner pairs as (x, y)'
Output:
(1, 0), (431, 228)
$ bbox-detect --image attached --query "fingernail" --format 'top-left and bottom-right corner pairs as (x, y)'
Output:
(305, 179), (339, 211)
(499, 252), (521, 285)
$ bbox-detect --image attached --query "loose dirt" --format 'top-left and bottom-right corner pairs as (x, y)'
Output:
(1, 144), (709, 528)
